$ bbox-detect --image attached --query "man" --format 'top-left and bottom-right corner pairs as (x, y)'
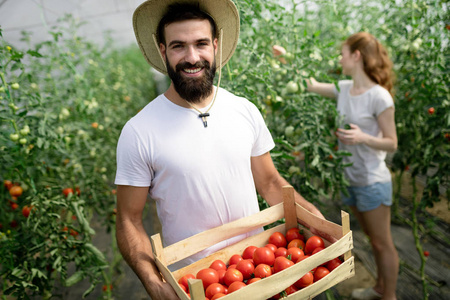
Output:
(115, 0), (324, 299)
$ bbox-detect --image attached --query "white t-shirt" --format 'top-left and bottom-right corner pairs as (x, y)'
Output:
(334, 80), (394, 187)
(115, 87), (275, 269)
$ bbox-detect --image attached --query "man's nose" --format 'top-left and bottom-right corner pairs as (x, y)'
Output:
(184, 46), (200, 64)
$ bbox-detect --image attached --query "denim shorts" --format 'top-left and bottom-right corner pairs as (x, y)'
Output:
(341, 181), (393, 212)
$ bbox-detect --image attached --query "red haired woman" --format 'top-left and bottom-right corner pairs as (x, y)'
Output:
(307, 32), (399, 300)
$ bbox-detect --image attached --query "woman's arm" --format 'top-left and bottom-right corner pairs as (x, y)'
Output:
(336, 107), (397, 152)
(116, 185), (179, 300)
(306, 77), (337, 99)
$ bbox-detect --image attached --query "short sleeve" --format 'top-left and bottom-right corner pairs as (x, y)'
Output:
(249, 103), (275, 157)
(374, 88), (394, 117)
(114, 122), (152, 187)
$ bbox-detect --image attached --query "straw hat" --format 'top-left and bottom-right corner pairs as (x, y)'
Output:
(133, 0), (240, 74)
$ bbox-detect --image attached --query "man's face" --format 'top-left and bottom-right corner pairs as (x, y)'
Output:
(161, 19), (218, 103)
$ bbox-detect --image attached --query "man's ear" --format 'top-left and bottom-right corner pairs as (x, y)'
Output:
(159, 43), (166, 60)
(213, 38), (218, 56)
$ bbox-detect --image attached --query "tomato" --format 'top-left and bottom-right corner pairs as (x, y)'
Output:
(253, 247), (275, 266)
(285, 284), (299, 295)
(287, 239), (305, 250)
(286, 81), (299, 93)
(223, 268), (243, 287)
(10, 220), (18, 228)
(304, 236), (324, 254)
(269, 232), (287, 248)
(285, 228), (305, 242)
(314, 266), (330, 281)
(247, 277), (261, 284)
(227, 264), (237, 270)
(9, 185), (23, 197)
(227, 281), (246, 293)
(242, 245), (258, 259)
(63, 188), (74, 197)
(178, 283), (187, 293)
(210, 259), (227, 271)
(229, 254), (243, 266)
(265, 243), (278, 253)
(254, 263), (272, 278)
(211, 293), (226, 300)
(428, 107), (435, 115)
(217, 269), (226, 285)
(273, 256), (294, 273)
(311, 247), (324, 255)
(22, 205), (32, 218)
(236, 259), (255, 280)
(326, 257), (342, 271)
(294, 271), (314, 289)
(205, 283), (226, 299)
(196, 268), (219, 289)
(4, 180), (13, 191)
(10, 202), (19, 210)
(423, 251), (430, 257)
(274, 247), (288, 258)
(287, 247), (304, 262)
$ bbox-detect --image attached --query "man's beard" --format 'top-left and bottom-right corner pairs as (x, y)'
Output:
(166, 57), (216, 104)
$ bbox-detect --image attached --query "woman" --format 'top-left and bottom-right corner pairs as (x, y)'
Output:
(307, 32), (399, 300)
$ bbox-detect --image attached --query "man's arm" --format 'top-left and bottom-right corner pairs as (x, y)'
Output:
(116, 185), (179, 300)
(250, 152), (324, 219)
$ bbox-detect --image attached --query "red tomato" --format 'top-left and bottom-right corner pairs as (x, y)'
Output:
(229, 254), (243, 266)
(223, 268), (243, 286)
(428, 107), (435, 115)
(254, 264), (272, 278)
(287, 247), (304, 262)
(304, 236), (324, 254)
(10, 202), (19, 210)
(22, 205), (32, 218)
(311, 247), (324, 255)
(227, 264), (237, 270)
(63, 188), (74, 197)
(269, 232), (287, 248)
(242, 245), (258, 260)
(210, 259), (227, 271)
(9, 185), (23, 197)
(294, 271), (314, 288)
(236, 259), (255, 280)
(196, 268), (219, 289)
(285, 284), (299, 295)
(178, 283), (187, 293)
(217, 269), (226, 285)
(423, 251), (430, 257)
(205, 283), (226, 299)
(211, 293), (226, 300)
(314, 266), (330, 281)
(253, 247), (275, 266)
(326, 257), (342, 271)
(285, 228), (305, 242)
(273, 256), (294, 273)
(247, 277), (261, 284)
(4, 180), (13, 191)
(227, 281), (246, 293)
(287, 239), (305, 250)
(274, 247), (288, 258)
(265, 243), (278, 253)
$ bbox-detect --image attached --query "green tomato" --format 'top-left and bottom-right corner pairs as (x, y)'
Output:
(288, 166), (301, 174)
(11, 83), (20, 90)
(19, 138), (27, 145)
(285, 126), (295, 137)
(286, 81), (299, 93)
(10, 133), (19, 141)
(20, 125), (30, 135)
(0, 86), (5, 93)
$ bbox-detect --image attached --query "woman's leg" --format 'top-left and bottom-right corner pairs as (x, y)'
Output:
(360, 204), (399, 299)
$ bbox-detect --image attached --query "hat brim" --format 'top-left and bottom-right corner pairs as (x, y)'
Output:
(133, 0), (240, 75)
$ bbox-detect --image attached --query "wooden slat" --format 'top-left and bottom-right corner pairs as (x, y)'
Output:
(154, 256), (190, 300)
(341, 210), (352, 261)
(164, 203), (285, 266)
(284, 257), (355, 299)
(173, 224), (286, 279)
(296, 203), (343, 240)
(207, 231), (354, 300)
(150, 234), (166, 265)
(188, 279), (204, 300)
(283, 186), (298, 232)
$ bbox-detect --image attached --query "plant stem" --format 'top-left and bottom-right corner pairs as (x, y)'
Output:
(410, 176), (429, 300)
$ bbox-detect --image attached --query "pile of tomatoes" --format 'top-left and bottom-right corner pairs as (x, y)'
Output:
(177, 228), (342, 300)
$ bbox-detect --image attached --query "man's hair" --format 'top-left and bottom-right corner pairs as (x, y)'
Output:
(157, 3), (217, 45)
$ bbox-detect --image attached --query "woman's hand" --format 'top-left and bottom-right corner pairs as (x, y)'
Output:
(305, 77), (318, 92)
(336, 123), (368, 145)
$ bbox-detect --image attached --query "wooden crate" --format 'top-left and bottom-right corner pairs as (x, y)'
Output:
(150, 186), (355, 300)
